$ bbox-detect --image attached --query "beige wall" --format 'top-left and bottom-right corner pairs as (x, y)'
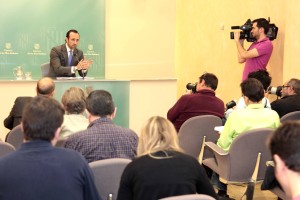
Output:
(176, 0), (286, 103)
(283, 1), (300, 81)
(105, 0), (176, 79)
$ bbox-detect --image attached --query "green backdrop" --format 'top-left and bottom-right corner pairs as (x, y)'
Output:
(0, 0), (105, 79)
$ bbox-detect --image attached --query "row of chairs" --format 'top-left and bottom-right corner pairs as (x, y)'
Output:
(177, 111), (300, 200)
(2, 111), (300, 199)
(5, 124), (67, 150)
(89, 158), (216, 200)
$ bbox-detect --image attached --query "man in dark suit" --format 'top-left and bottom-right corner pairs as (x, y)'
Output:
(3, 77), (55, 130)
(50, 29), (93, 77)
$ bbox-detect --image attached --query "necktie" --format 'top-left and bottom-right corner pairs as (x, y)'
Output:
(68, 50), (73, 66)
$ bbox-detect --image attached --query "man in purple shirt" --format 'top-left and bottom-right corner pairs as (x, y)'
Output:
(167, 73), (225, 132)
(234, 18), (273, 81)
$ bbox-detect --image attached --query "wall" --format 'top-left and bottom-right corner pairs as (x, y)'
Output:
(283, 0), (300, 81)
(105, 0), (176, 79)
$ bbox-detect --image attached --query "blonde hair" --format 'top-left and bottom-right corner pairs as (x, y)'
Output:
(61, 87), (86, 114)
(137, 116), (183, 157)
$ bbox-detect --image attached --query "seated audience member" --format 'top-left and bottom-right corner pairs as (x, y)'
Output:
(3, 77), (55, 130)
(215, 78), (280, 197)
(0, 96), (100, 200)
(117, 116), (218, 200)
(271, 78), (300, 118)
(225, 70), (272, 118)
(269, 122), (300, 199)
(167, 72), (225, 132)
(64, 90), (138, 163)
(59, 87), (89, 139)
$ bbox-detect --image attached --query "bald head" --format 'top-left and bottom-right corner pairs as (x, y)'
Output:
(36, 77), (55, 97)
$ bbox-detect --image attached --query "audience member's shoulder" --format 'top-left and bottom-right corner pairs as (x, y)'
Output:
(66, 130), (87, 141)
(53, 146), (87, 163)
(15, 96), (32, 103)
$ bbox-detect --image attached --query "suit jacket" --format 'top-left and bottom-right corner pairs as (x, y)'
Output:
(50, 44), (87, 77)
(4, 97), (33, 130)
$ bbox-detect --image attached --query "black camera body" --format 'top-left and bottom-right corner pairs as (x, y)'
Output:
(226, 100), (237, 110)
(230, 18), (278, 42)
(186, 82), (197, 93)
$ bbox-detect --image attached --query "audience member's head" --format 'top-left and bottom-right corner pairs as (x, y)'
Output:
(86, 90), (115, 118)
(282, 78), (300, 97)
(36, 77), (55, 97)
(22, 96), (64, 142)
(269, 122), (300, 197)
(196, 72), (218, 91)
(241, 78), (264, 103)
(61, 87), (86, 114)
(248, 70), (272, 91)
(138, 116), (182, 157)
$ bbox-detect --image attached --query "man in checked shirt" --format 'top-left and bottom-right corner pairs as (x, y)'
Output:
(64, 90), (138, 163)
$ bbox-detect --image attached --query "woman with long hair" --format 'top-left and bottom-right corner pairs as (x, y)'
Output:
(117, 116), (217, 200)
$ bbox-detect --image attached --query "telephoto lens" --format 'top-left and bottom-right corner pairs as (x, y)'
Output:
(226, 100), (236, 110)
(186, 83), (197, 93)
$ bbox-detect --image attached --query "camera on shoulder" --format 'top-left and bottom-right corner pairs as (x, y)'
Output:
(230, 18), (278, 42)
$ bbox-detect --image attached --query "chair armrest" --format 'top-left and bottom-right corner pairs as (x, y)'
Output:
(205, 142), (228, 156)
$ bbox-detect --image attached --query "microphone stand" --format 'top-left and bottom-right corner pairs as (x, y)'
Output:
(74, 53), (87, 80)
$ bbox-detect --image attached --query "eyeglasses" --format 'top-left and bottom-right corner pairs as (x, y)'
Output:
(282, 85), (290, 89)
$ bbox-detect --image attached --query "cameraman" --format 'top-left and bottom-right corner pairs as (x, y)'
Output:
(271, 78), (300, 118)
(234, 18), (273, 81)
(167, 73), (224, 132)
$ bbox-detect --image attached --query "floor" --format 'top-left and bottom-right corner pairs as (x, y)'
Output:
(225, 183), (278, 200)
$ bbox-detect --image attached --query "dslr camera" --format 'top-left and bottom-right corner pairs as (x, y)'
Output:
(186, 82), (197, 93)
(230, 18), (278, 42)
(267, 86), (282, 97)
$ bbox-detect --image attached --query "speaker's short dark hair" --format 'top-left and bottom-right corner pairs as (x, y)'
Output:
(66, 29), (79, 38)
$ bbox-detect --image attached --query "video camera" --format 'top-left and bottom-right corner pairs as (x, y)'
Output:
(186, 82), (197, 93)
(267, 86), (282, 97)
(230, 18), (278, 42)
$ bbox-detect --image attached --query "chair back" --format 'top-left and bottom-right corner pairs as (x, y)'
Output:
(89, 158), (131, 200)
(280, 110), (300, 123)
(159, 194), (216, 200)
(226, 128), (273, 182)
(0, 141), (16, 157)
(6, 124), (24, 150)
(178, 115), (222, 160)
(41, 62), (56, 77)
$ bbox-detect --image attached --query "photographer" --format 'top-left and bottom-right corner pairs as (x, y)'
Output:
(234, 18), (273, 81)
(271, 78), (300, 118)
(167, 73), (224, 132)
(225, 70), (272, 118)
